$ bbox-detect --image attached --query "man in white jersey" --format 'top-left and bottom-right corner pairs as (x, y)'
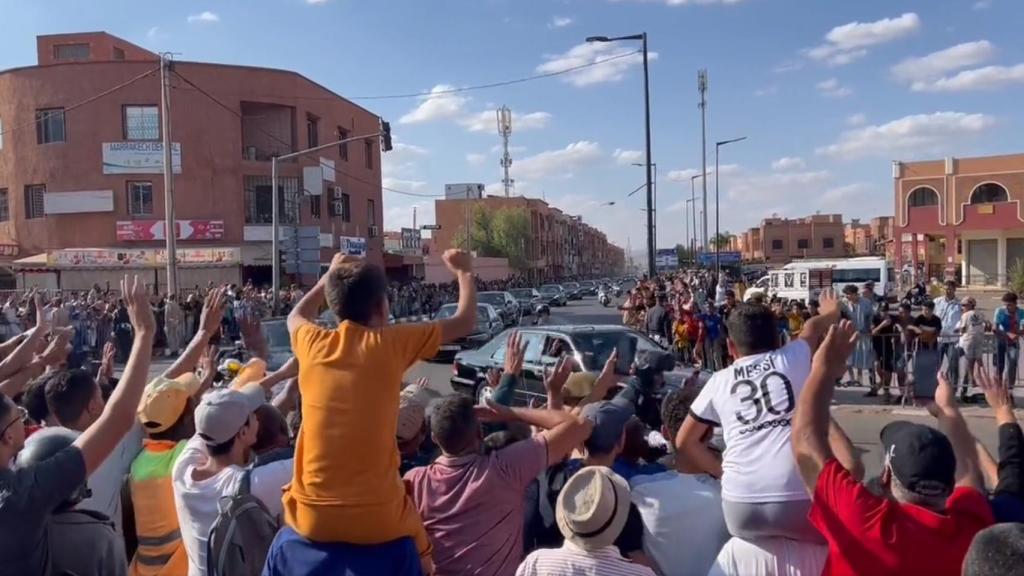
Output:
(674, 289), (849, 542)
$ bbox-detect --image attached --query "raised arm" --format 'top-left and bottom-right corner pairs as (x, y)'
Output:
(931, 371), (985, 492)
(163, 287), (226, 380)
(793, 320), (858, 494)
(675, 416), (722, 477)
(437, 250), (477, 344)
(476, 399), (593, 466)
(0, 294), (48, 383)
(799, 288), (841, 352)
(73, 275), (155, 475)
(976, 365), (1022, 497)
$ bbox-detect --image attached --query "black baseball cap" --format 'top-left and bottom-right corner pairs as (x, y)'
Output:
(880, 421), (956, 497)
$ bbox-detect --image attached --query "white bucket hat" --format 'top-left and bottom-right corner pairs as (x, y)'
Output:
(556, 466), (631, 550)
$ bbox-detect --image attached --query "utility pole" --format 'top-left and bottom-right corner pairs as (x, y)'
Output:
(497, 106), (513, 197)
(160, 53), (178, 295)
(698, 69), (709, 260)
(413, 206), (417, 229)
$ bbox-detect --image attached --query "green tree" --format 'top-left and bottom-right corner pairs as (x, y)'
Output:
(454, 205), (532, 272)
(709, 233), (732, 250)
(675, 243), (696, 265)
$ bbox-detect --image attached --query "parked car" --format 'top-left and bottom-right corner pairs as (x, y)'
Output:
(509, 288), (545, 316)
(562, 282), (583, 300)
(578, 280), (598, 296)
(451, 324), (712, 405)
(477, 291), (521, 326)
(430, 303), (505, 362)
(538, 284), (568, 307)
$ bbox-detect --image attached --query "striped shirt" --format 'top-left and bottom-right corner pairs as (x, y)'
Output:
(516, 542), (656, 576)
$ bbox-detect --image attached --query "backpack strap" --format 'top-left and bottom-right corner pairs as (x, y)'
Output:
(238, 466), (253, 496)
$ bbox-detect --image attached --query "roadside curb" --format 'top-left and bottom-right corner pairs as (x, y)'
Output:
(832, 404), (1024, 421)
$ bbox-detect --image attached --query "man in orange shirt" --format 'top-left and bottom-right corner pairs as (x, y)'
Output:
(266, 250), (477, 575)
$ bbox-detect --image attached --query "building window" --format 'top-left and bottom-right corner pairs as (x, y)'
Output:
(770, 239), (783, 251)
(970, 182), (1009, 204)
(24, 184), (45, 219)
(338, 127), (349, 161)
(244, 175), (299, 224)
(311, 192), (322, 219)
(306, 114), (319, 148)
(797, 238), (809, 250)
(36, 108), (65, 144)
(367, 198), (376, 226)
(0, 189), (8, 222)
(364, 140), (374, 170)
(124, 105), (160, 140)
(113, 47), (126, 60)
(823, 237), (835, 249)
(53, 43), (90, 61)
(127, 182), (154, 216)
(907, 186), (939, 208)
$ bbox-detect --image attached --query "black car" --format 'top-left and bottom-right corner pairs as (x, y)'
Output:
(431, 303), (504, 362)
(562, 282), (583, 300)
(578, 280), (598, 296)
(509, 288), (544, 316)
(538, 284), (568, 307)
(478, 291), (521, 327)
(451, 324), (712, 404)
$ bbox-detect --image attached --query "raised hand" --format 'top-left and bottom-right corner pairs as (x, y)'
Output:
(473, 396), (515, 423)
(932, 370), (960, 417)
(122, 275), (156, 335)
(199, 286), (227, 335)
(442, 249), (473, 275)
(817, 288), (841, 318)
(812, 320), (858, 379)
(329, 252), (362, 271)
(485, 368), (501, 391)
(99, 342), (116, 378)
(543, 356), (574, 397)
(504, 331), (527, 376)
(593, 349), (620, 396)
(975, 364), (1013, 416)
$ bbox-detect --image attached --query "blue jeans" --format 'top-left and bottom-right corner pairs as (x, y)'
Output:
(997, 340), (1020, 389)
(261, 527), (422, 576)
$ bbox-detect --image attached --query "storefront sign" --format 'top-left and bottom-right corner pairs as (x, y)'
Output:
(102, 142), (182, 174)
(156, 247), (240, 265)
(0, 245), (19, 257)
(47, 249), (153, 267)
(339, 236), (367, 257)
(116, 220), (224, 241)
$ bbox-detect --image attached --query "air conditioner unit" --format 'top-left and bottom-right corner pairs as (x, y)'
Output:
(332, 186), (343, 199)
(332, 201), (344, 215)
(244, 146), (257, 161)
(369, 225), (379, 238)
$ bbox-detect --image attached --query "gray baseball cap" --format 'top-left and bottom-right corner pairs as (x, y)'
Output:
(194, 384), (266, 445)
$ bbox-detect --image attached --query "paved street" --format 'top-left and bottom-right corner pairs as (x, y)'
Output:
(402, 294), (1016, 480)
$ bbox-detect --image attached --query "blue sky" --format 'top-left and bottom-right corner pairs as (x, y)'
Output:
(3, 0), (1023, 253)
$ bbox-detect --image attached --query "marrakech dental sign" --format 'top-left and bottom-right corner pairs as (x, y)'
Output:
(102, 142), (182, 174)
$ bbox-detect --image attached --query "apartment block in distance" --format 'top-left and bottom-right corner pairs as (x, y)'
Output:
(0, 32), (385, 290)
(738, 214), (845, 264)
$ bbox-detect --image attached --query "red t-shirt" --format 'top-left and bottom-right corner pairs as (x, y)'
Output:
(809, 459), (993, 576)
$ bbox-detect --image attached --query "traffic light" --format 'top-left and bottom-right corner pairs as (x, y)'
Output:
(380, 120), (393, 152)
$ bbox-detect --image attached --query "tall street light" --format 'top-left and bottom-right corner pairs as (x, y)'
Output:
(631, 162), (657, 249)
(714, 136), (746, 275)
(684, 198), (695, 267)
(689, 173), (703, 265)
(586, 33), (654, 277)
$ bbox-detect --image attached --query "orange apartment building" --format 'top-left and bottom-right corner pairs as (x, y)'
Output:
(895, 153), (1024, 286)
(738, 214), (845, 264)
(432, 195), (624, 281)
(844, 219), (872, 255)
(0, 32), (384, 290)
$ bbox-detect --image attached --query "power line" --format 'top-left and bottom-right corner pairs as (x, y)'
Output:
(172, 70), (444, 198)
(0, 66), (160, 139)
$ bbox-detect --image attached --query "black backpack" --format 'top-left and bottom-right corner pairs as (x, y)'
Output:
(205, 468), (279, 576)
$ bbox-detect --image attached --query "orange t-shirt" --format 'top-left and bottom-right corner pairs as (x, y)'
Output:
(283, 320), (441, 547)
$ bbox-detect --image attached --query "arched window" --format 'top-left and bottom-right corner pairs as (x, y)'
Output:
(970, 182), (1009, 204)
(907, 186), (939, 208)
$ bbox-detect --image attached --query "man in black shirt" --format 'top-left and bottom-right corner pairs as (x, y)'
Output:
(0, 278), (154, 576)
(645, 294), (672, 345)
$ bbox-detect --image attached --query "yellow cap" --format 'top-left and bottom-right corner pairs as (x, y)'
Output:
(564, 372), (598, 399)
(137, 373), (202, 433)
(231, 358), (267, 391)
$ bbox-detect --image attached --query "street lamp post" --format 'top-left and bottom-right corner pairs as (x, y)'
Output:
(684, 198), (694, 267)
(689, 173), (702, 266)
(587, 33), (653, 278)
(714, 136), (746, 275)
(631, 162), (657, 250)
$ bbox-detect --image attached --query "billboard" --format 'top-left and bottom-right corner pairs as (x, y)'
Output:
(102, 142), (182, 174)
(339, 236), (367, 257)
(655, 248), (678, 270)
(400, 227), (422, 253)
(444, 183), (484, 200)
(697, 251), (742, 267)
(116, 220), (224, 241)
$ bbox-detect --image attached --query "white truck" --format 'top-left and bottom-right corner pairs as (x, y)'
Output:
(746, 257), (895, 303)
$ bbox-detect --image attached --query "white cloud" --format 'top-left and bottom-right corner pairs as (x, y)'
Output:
(146, 26), (168, 42)
(846, 113), (867, 126)
(910, 64), (1024, 92)
(665, 164), (739, 182)
(816, 111), (995, 159)
(614, 149), (644, 165)
(536, 42), (658, 87)
(549, 15), (574, 28)
(816, 78), (853, 97)
(187, 10), (219, 23)
(772, 61), (804, 74)
(466, 153), (487, 166)
(820, 183), (876, 205)
(383, 198), (435, 232)
(806, 12), (920, 66)
(459, 110), (551, 132)
(771, 157), (806, 171)
(399, 85), (469, 124)
(515, 141), (602, 179)
(491, 144), (527, 155)
(891, 40), (995, 84)
(973, 0), (993, 9)
(754, 85), (778, 97)
(390, 142), (428, 157)
(306, 0), (329, 4)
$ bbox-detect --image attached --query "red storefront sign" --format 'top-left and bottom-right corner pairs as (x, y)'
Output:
(116, 220), (224, 241)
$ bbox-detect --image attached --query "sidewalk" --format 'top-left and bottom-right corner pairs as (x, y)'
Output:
(833, 385), (1024, 420)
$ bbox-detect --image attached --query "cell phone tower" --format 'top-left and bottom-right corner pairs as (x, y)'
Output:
(497, 106), (513, 197)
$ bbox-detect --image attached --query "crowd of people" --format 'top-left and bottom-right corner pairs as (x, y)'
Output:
(1, 254), (1023, 576)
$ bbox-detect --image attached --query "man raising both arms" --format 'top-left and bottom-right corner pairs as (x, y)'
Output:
(676, 289), (863, 542)
(266, 249), (477, 575)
